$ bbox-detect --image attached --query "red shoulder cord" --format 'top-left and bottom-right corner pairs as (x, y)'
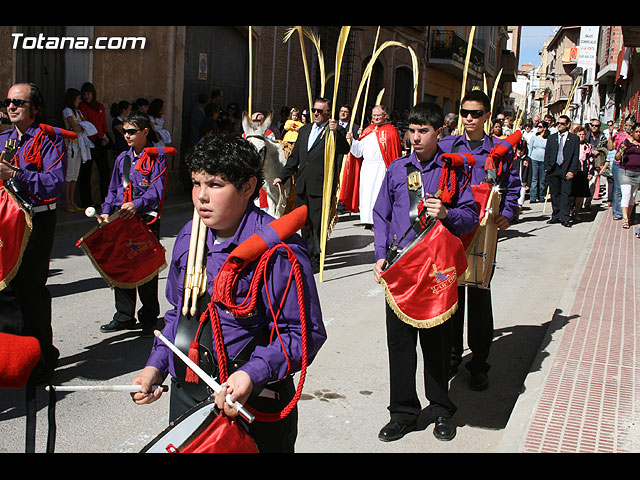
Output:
(20, 127), (67, 172)
(121, 150), (168, 225)
(196, 242), (309, 423)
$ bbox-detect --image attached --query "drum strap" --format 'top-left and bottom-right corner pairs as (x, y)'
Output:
(122, 156), (132, 195)
(406, 164), (423, 223)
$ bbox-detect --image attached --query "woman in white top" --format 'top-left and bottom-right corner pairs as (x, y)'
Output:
(62, 88), (85, 212)
(528, 121), (549, 203)
(148, 98), (172, 147)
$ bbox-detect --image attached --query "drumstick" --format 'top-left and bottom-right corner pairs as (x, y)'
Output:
(190, 218), (207, 316)
(46, 384), (168, 393)
(84, 206), (103, 223)
(154, 330), (255, 423)
(182, 208), (200, 315)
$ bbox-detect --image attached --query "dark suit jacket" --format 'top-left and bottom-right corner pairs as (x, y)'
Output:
(280, 121), (350, 197)
(544, 131), (580, 176)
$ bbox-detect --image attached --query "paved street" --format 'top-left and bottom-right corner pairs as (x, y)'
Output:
(0, 191), (638, 453)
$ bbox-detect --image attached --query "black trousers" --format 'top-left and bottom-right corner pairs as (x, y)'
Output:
(385, 303), (456, 424)
(546, 166), (573, 222)
(450, 286), (494, 374)
(78, 142), (110, 207)
(0, 208), (59, 369)
(169, 375), (298, 453)
(295, 190), (322, 266)
(112, 220), (160, 327)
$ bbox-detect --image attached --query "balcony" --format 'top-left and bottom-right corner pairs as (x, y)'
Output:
(545, 82), (576, 110)
(500, 49), (517, 82)
(429, 29), (484, 79)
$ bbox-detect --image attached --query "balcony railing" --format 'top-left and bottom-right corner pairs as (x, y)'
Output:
(429, 29), (484, 70)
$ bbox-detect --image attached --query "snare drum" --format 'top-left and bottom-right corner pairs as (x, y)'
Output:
(458, 184), (500, 289)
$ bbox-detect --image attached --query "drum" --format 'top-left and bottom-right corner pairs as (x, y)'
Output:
(458, 183), (500, 289)
(0, 183), (33, 291)
(380, 216), (468, 329)
(141, 395), (258, 453)
(76, 211), (167, 289)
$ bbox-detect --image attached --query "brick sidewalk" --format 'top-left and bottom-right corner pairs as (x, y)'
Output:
(521, 210), (640, 452)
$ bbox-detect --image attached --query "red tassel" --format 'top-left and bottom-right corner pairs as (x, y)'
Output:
(185, 341), (200, 383)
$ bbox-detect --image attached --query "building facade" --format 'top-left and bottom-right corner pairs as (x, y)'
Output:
(1, 25), (518, 192)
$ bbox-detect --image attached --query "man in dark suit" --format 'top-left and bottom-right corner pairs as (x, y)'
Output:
(544, 114), (580, 227)
(274, 97), (350, 272)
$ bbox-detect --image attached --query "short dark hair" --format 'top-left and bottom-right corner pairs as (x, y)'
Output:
(186, 134), (264, 201)
(558, 114), (571, 125)
(313, 97), (331, 110)
(407, 102), (444, 129)
(123, 110), (158, 143)
(15, 82), (46, 121)
(461, 89), (491, 112)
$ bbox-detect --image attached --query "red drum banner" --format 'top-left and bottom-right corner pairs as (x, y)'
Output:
(141, 397), (258, 453)
(76, 212), (166, 289)
(379, 219), (468, 329)
(0, 184), (32, 291)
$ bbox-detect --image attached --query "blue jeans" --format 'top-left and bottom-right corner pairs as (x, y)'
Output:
(612, 160), (622, 218)
(530, 160), (546, 202)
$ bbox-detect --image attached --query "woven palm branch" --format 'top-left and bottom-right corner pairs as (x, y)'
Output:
(319, 26), (351, 282)
(283, 26), (314, 114)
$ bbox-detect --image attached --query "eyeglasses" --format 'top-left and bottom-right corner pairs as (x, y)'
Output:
(557, 121), (568, 126)
(311, 108), (325, 114)
(123, 128), (140, 135)
(460, 109), (485, 119)
(537, 125), (544, 128)
(3, 98), (31, 108)
(591, 123), (601, 128)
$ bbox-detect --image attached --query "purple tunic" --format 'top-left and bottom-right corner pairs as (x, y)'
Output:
(372, 151), (479, 262)
(438, 135), (522, 223)
(101, 146), (167, 216)
(146, 204), (327, 388)
(0, 123), (66, 205)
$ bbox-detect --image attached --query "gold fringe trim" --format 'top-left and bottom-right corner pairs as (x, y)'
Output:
(378, 276), (460, 329)
(0, 188), (33, 292)
(78, 242), (167, 289)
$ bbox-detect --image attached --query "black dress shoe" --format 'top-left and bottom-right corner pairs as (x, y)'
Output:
(469, 369), (489, 391)
(546, 218), (559, 224)
(100, 319), (136, 333)
(433, 416), (456, 441)
(561, 221), (572, 228)
(378, 421), (416, 442)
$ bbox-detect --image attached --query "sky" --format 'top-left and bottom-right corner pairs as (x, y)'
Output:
(519, 25), (559, 67)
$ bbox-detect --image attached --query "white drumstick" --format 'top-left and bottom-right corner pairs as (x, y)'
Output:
(153, 330), (255, 423)
(46, 384), (168, 393)
(85, 206), (102, 222)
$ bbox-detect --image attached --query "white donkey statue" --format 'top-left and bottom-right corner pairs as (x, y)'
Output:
(242, 111), (291, 218)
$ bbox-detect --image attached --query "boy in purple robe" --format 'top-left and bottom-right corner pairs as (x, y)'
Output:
(438, 89), (521, 392)
(131, 134), (327, 452)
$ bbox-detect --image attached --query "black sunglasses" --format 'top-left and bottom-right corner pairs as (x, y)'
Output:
(123, 128), (140, 135)
(460, 108), (485, 119)
(3, 98), (32, 108)
(311, 108), (325, 114)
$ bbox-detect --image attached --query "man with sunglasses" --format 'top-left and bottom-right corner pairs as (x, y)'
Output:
(0, 82), (68, 385)
(543, 114), (580, 228)
(438, 89), (521, 392)
(274, 97), (349, 272)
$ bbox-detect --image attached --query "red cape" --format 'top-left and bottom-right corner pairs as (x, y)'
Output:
(339, 123), (402, 213)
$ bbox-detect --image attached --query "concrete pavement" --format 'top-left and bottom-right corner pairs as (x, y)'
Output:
(498, 200), (640, 453)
